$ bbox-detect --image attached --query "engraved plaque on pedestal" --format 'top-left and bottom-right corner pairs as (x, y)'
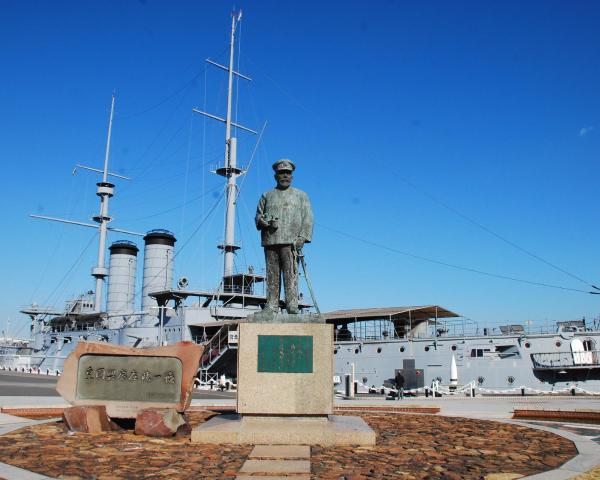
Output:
(257, 335), (313, 373)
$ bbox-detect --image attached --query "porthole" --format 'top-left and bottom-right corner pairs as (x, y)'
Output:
(377, 347), (382, 353)
(477, 376), (485, 385)
(334, 349), (338, 355)
(524, 342), (531, 348)
(451, 345), (457, 351)
(507, 376), (515, 385)
(555, 341), (561, 347)
(400, 347), (405, 352)
(362, 376), (368, 383)
(424, 346), (430, 352)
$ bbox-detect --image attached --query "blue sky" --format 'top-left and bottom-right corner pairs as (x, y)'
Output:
(1, 1), (600, 337)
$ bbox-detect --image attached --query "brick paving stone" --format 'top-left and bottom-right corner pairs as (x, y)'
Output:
(249, 445), (311, 458)
(239, 459), (310, 474)
(236, 476), (310, 480)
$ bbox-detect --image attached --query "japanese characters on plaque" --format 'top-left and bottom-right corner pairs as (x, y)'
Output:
(83, 366), (176, 384)
(76, 354), (183, 403)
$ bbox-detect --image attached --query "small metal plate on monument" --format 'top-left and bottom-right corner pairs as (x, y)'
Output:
(257, 335), (313, 373)
(76, 354), (182, 403)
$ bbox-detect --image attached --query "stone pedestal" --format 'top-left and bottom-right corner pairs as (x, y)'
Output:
(192, 316), (376, 446)
(237, 322), (333, 415)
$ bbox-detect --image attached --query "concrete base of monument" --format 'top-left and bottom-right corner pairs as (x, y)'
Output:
(191, 414), (376, 446)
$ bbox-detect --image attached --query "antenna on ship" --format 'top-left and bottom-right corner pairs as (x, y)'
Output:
(30, 93), (143, 312)
(193, 9), (257, 280)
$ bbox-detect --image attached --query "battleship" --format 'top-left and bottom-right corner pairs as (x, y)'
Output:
(2, 12), (600, 396)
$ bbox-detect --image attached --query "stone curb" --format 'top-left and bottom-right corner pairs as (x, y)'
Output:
(487, 417), (600, 480)
(0, 412), (598, 480)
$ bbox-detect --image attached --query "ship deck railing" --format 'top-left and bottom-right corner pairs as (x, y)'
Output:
(531, 350), (600, 370)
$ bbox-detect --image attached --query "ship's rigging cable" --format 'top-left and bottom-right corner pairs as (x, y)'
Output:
(117, 69), (204, 120)
(320, 224), (598, 295)
(30, 172), (81, 304)
(129, 190), (226, 303)
(392, 172), (600, 292)
(235, 202), (248, 271)
(167, 189), (226, 284)
(247, 56), (597, 291)
(119, 183), (223, 222)
(236, 120), (268, 200)
(116, 45), (228, 120)
(42, 233), (97, 312)
(179, 113), (194, 236)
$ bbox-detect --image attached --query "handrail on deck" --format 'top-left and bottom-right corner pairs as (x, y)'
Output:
(531, 350), (600, 369)
(199, 324), (237, 369)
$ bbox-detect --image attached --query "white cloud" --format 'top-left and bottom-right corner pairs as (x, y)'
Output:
(579, 125), (595, 137)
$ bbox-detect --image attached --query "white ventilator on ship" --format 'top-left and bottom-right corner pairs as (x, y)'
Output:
(141, 230), (177, 322)
(107, 240), (139, 314)
(450, 354), (458, 386)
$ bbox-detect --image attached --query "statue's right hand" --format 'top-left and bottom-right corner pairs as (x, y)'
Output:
(256, 217), (270, 230)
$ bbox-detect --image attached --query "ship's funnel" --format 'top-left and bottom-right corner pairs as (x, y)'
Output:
(141, 229), (176, 317)
(107, 240), (139, 313)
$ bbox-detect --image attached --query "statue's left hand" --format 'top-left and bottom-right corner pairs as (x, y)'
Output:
(294, 237), (305, 250)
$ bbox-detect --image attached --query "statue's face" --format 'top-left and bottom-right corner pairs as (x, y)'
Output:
(275, 170), (293, 189)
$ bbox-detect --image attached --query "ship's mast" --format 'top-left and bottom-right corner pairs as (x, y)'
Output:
(222, 12), (240, 278)
(193, 10), (256, 280)
(30, 94), (142, 312)
(91, 93), (116, 311)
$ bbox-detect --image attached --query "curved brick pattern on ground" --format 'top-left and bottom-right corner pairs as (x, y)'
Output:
(0, 412), (578, 479)
(311, 414), (578, 480)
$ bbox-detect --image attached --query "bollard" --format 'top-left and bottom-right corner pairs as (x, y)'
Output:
(521, 387), (525, 397)
(345, 374), (355, 398)
(471, 387), (475, 398)
(571, 388), (576, 396)
(425, 387), (429, 398)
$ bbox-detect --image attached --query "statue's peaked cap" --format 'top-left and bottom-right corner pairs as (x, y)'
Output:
(272, 159), (296, 172)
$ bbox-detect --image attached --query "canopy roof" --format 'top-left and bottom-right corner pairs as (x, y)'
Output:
(324, 305), (459, 324)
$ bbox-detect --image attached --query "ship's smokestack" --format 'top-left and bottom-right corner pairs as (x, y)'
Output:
(141, 229), (176, 316)
(107, 240), (139, 313)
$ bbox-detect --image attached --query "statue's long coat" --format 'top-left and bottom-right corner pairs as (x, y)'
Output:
(255, 187), (313, 246)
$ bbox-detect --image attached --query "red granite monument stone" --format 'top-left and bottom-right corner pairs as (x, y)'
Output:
(56, 341), (203, 419)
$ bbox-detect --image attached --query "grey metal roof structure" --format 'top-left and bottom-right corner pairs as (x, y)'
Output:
(324, 305), (459, 323)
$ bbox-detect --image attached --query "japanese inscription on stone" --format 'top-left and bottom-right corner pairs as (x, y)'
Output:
(257, 335), (313, 373)
(76, 354), (182, 403)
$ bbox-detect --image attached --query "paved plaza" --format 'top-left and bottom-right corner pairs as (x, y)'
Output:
(0, 394), (599, 479)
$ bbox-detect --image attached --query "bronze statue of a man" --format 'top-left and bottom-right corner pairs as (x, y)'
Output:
(255, 159), (313, 314)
